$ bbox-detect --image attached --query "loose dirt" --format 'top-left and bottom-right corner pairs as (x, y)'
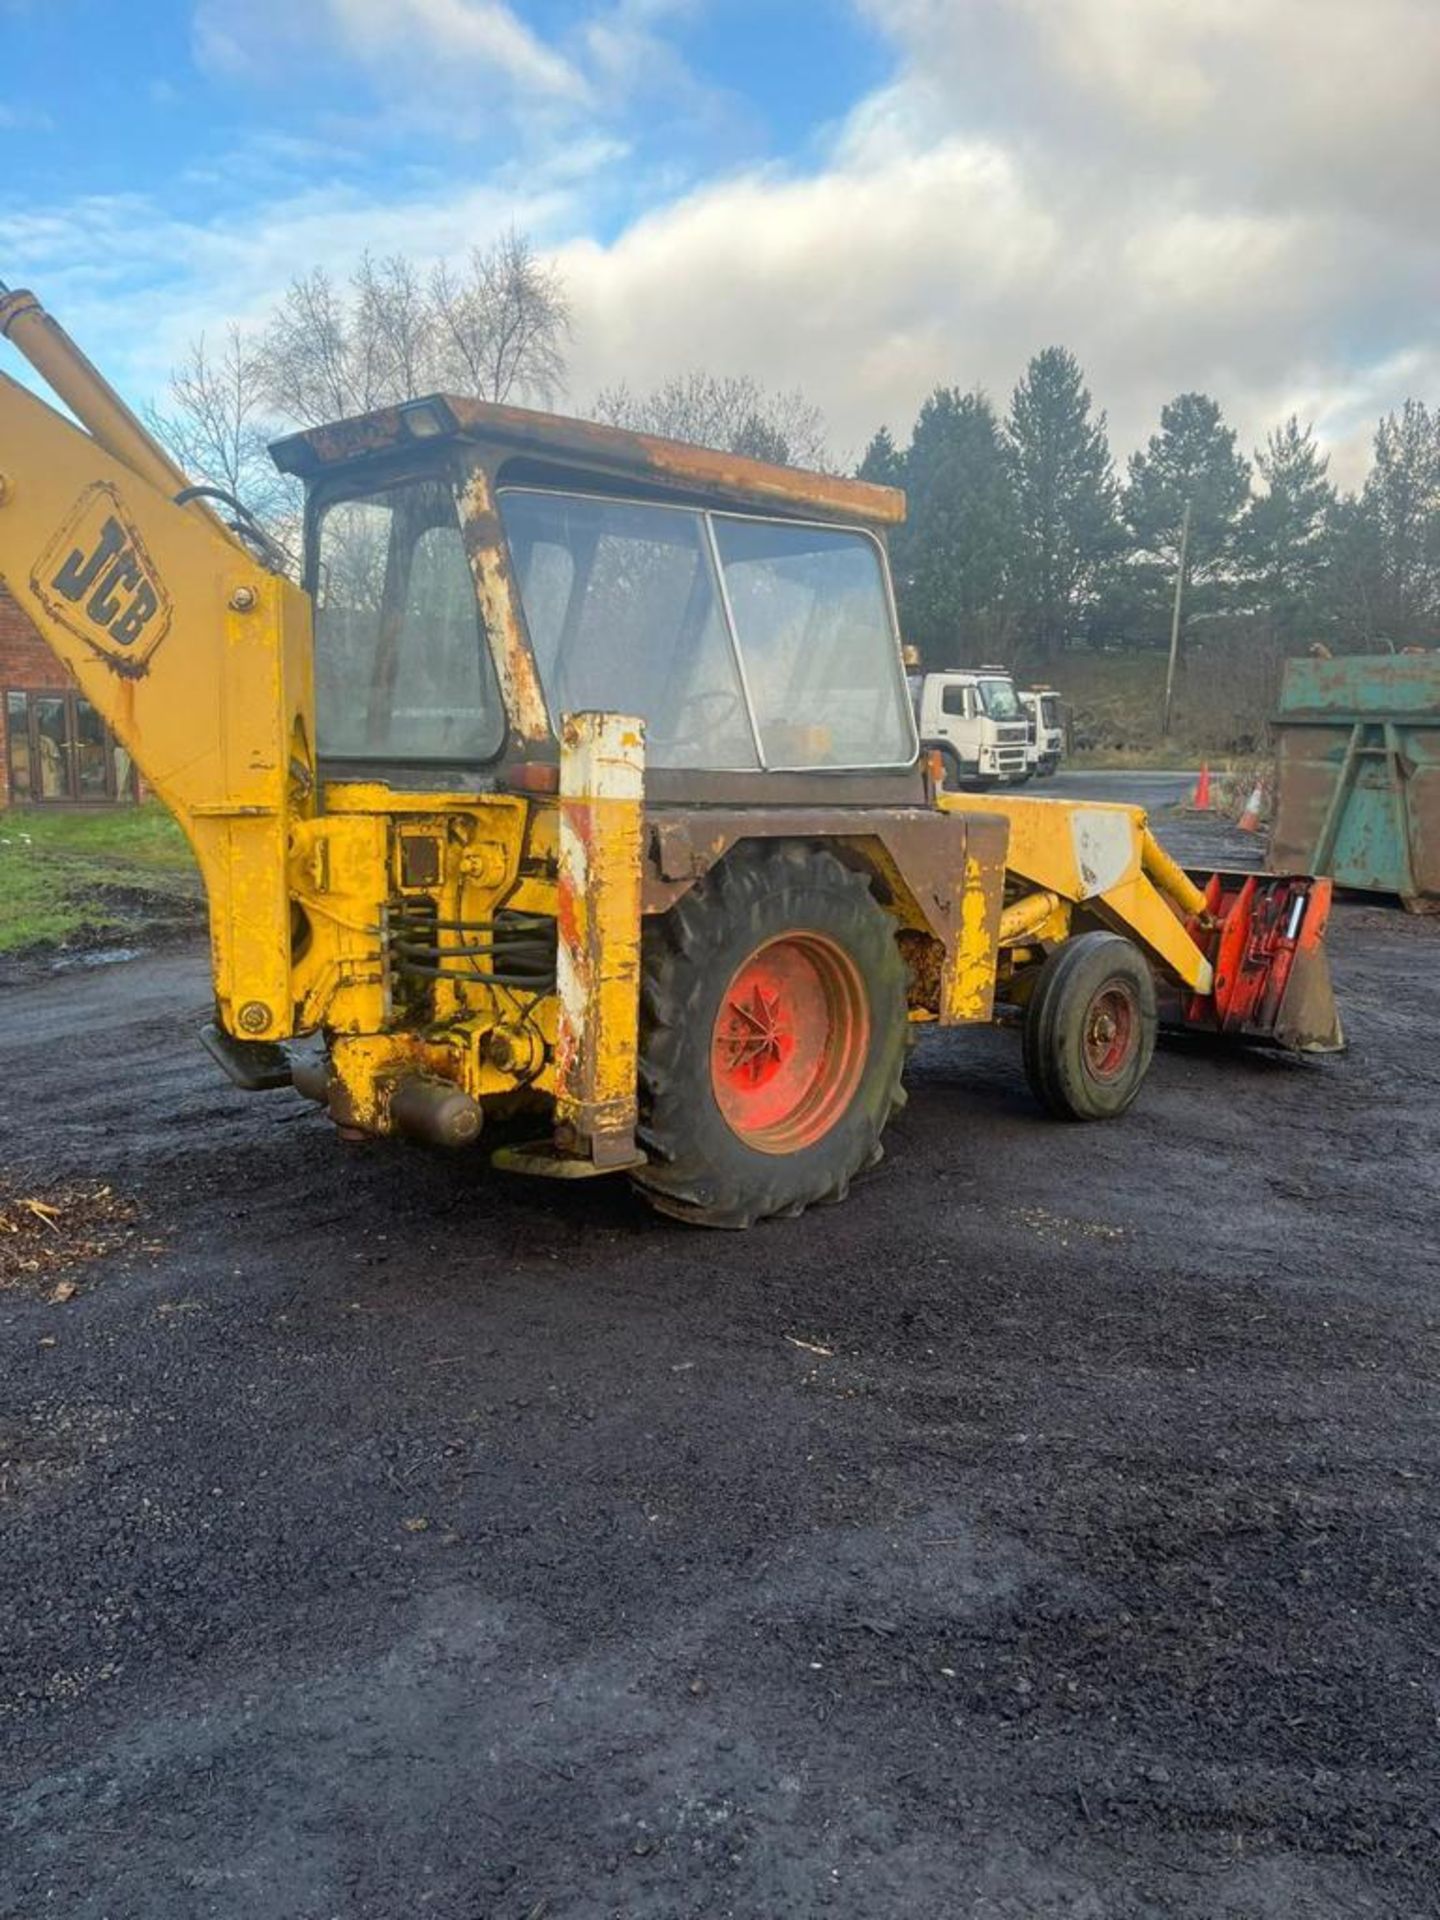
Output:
(1, 814), (1437, 1919)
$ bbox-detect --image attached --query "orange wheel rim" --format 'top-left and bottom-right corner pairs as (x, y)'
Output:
(711, 933), (869, 1153)
(1084, 983), (1138, 1080)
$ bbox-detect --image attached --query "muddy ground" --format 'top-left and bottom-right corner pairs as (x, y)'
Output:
(2, 802), (1438, 1919)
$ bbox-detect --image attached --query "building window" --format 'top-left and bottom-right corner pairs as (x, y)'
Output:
(4, 690), (136, 804)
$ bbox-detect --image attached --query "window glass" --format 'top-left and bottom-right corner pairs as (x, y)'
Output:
(313, 478), (503, 763)
(35, 695), (67, 799)
(499, 491), (758, 770)
(711, 518), (913, 768)
(978, 678), (1022, 720)
(6, 692), (31, 800)
(941, 684), (968, 717)
(74, 698), (109, 799)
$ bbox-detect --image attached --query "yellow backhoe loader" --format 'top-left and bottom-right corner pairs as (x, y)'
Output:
(0, 287), (1342, 1226)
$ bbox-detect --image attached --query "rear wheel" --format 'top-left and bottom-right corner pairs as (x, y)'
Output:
(635, 844), (909, 1227)
(1021, 932), (1157, 1120)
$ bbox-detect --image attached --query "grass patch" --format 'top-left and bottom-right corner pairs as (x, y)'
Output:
(0, 803), (201, 954)
(1069, 745), (1209, 770)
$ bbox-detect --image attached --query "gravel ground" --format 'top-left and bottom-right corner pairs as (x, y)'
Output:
(2, 806), (1438, 1920)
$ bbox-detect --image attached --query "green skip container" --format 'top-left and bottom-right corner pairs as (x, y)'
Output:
(1269, 653), (1440, 908)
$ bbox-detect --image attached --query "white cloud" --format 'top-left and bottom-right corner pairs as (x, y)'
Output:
(195, 0), (588, 100)
(329, 0), (590, 101)
(190, 0), (713, 137)
(554, 0), (1439, 483)
(6, 0), (1434, 496)
(0, 170), (580, 401)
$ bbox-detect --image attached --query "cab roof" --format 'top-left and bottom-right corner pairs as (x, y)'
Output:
(269, 393), (906, 527)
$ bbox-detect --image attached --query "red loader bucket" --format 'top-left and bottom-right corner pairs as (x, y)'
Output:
(1165, 872), (1345, 1054)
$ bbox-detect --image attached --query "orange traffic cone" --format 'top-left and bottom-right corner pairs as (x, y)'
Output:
(1192, 763), (1211, 810)
(1237, 780), (1265, 832)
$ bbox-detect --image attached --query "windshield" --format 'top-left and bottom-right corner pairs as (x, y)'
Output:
(710, 517), (914, 768)
(978, 678), (1022, 720)
(499, 488), (915, 772)
(499, 491), (757, 769)
(312, 477), (505, 764)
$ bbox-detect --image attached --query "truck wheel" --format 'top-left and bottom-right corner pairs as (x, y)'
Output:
(1021, 932), (1156, 1121)
(635, 844), (909, 1227)
(923, 741), (964, 792)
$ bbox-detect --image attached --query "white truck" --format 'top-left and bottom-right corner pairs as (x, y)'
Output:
(909, 666), (1029, 789)
(1018, 686), (1066, 779)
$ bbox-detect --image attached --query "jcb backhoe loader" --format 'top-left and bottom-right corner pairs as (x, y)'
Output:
(0, 287), (1343, 1226)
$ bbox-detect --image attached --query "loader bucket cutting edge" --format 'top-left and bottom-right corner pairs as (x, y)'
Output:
(1166, 870), (1345, 1055)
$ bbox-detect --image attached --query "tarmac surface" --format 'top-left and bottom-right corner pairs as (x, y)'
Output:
(3, 791), (1438, 1919)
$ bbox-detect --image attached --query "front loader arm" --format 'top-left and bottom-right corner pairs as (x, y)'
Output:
(0, 302), (314, 1046)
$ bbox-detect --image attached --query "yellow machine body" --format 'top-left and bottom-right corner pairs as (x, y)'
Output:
(0, 287), (1338, 1204)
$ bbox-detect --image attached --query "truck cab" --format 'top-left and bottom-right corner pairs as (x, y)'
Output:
(911, 667), (1029, 788)
(1018, 686), (1065, 780)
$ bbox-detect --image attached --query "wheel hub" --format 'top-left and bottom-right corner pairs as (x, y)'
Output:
(711, 933), (869, 1153)
(1083, 984), (1137, 1079)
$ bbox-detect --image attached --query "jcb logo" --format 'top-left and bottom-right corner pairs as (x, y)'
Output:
(33, 483), (172, 674)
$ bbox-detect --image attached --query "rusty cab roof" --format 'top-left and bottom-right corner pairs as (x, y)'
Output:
(269, 395), (905, 528)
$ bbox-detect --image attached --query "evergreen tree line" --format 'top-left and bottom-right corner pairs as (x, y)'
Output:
(857, 350), (1440, 672)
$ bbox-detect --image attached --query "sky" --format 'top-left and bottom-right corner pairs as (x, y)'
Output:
(1, 0), (1436, 487)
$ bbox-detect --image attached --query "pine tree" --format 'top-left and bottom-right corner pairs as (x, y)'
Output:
(1362, 399), (1440, 644)
(1325, 494), (1385, 647)
(1005, 347), (1120, 661)
(857, 426), (906, 488)
(1241, 417), (1336, 644)
(1125, 393), (1252, 648)
(891, 388), (1018, 664)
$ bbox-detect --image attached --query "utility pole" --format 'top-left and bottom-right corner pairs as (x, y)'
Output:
(1162, 498), (1191, 740)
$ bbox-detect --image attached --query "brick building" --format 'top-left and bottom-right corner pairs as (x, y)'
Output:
(1, 582), (137, 805)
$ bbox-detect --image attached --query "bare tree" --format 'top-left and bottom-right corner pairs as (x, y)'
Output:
(430, 229), (570, 404)
(145, 327), (301, 543)
(592, 371), (831, 470)
(151, 231), (570, 541)
(355, 254), (438, 412)
(256, 234), (569, 429)
(259, 267), (367, 428)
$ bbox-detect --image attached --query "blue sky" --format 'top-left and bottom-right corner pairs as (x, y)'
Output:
(1, 1), (886, 239)
(2, 0), (1436, 481)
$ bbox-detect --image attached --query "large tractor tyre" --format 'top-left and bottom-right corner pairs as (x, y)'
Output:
(1021, 931), (1157, 1121)
(634, 844), (910, 1228)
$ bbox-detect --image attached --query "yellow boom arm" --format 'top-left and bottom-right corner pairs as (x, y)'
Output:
(0, 288), (314, 1044)
(939, 791), (1215, 993)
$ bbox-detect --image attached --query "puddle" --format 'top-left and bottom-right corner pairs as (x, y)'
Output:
(50, 947), (144, 972)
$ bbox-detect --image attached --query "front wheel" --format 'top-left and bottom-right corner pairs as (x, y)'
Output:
(634, 844), (909, 1227)
(1021, 932), (1157, 1120)
(922, 741), (965, 792)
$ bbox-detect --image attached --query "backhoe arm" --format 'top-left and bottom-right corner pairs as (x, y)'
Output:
(0, 289), (314, 1045)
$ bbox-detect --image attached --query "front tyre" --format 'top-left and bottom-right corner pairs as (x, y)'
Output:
(923, 741), (965, 792)
(634, 844), (909, 1227)
(1021, 932), (1157, 1120)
